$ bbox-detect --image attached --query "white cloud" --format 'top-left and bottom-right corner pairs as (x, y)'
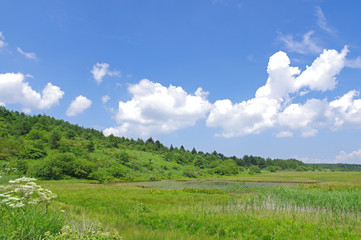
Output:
(66, 95), (92, 116)
(103, 79), (212, 138)
(329, 90), (361, 129)
(279, 31), (323, 54)
(345, 57), (361, 69)
(0, 32), (7, 48)
(315, 6), (334, 34)
(301, 145), (361, 164)
(0, 72), (64, 113)
(17, 47), (37, 60)
(91, 63), (120, 84)
(336, 146), (361, 164)
(207, 47), (351, 137)
(296, 156), (334, 164)
(275, 131), (293, 138)
(104, 47), (361, 139)
(102, 95), (110, 104)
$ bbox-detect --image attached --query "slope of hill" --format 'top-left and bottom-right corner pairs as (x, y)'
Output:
(0, 106), (334, 181)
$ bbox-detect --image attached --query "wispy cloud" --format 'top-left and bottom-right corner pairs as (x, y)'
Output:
(0, 32), (7, 48)
(279, 31), (323, 54)
(247, 54), (256, 63)
(101, 95), (110, 104)
(345, 56), (361, 69)
(315, 6), (334, 34)
(17, 47), (37, 60)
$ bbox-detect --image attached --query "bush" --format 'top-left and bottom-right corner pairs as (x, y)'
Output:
(213, 160), (239, 175)
(19, 145), (47, 159)
(115, 151), (129, 163)
(49, 130), (61, 149)
(266, 166), (277, 172)
(183, 170), (197, 178)
(89, 168), (112, 183)
(14, 159), (28, 174)
(249, 165), (261, 174)
(296, 166), (308, 172)
(35, 153), (96, 180)
(108, 164), (127, 178)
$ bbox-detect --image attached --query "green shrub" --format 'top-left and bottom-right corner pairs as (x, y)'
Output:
(108, 164), (127, 178)
(35, 153), (96, 180)
(14, 159), (29, 174)
(249, 165), (261, 174)
(19, 145), (47, 159)
(213, 160), (239, 175)
(89, 168), (112, 183)
(266, 166), (277, 172)
(114, 151), (129, 163)
(183, 170), (197, 178)
(296, 166), (308, 172)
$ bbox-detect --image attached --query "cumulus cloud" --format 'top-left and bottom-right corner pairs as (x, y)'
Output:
(0, 72), (64, 113)
(91, 63), (120, 84)
(17, 47), (37, 60)
(104, 47), (361, 139)
(102, 95), (110, 104)
(336, 146), (361, 164)
(279, 31), (322, 54)
(103, 79), (212, 138)
(315, 6), (334, 33)
(207, 47), (351, 137)
(0, 32), (7, 48)
(66, 95), (92, 116)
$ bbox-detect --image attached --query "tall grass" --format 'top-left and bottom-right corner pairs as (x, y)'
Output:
(41, 177), (361, 239)
(0, 175), (65, 239)
(0, 174), (122, 239)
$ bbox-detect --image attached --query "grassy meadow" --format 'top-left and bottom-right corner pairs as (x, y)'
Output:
(34, 171), (361, 240)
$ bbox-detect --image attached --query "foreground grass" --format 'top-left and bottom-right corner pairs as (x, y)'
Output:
(40, 171), (361, 239)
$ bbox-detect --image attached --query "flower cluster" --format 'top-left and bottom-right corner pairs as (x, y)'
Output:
(0, 177), (57, 208)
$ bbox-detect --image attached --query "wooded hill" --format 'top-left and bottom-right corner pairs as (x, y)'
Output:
(0, 106), (358, 181)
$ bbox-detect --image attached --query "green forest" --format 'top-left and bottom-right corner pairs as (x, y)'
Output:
(2, 106), (358, 182)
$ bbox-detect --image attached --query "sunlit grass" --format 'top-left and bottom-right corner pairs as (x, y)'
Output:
(41, 172), (361, 239)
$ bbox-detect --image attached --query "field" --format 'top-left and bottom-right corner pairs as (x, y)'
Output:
(32, 171), (361, 239)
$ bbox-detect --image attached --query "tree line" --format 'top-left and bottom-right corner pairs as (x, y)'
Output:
(1, 106), (358, 181)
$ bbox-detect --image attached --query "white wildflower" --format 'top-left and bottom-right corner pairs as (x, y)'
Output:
(8, 197), (20, 201)
(14, 202), (25, 208)
(0, 177), (56, 208)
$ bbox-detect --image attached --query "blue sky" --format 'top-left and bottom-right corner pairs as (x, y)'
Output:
(1, 0), (361, 163)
